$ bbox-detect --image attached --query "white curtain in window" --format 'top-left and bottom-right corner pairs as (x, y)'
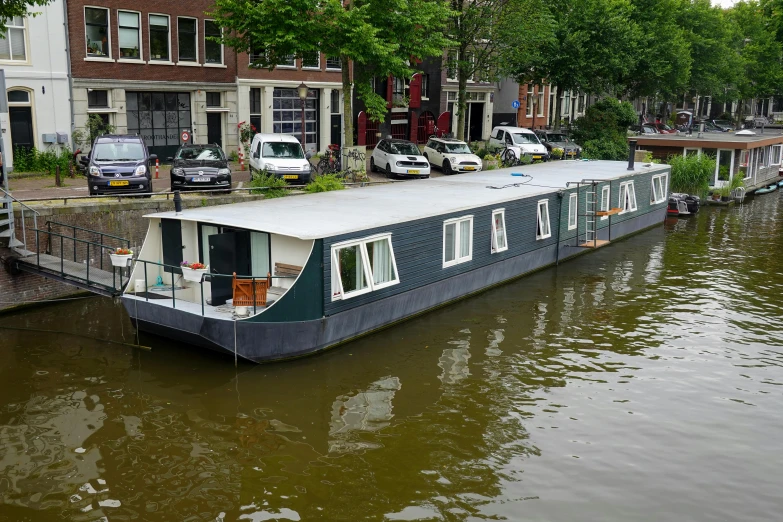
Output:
(445, 223), (456, 262)
(368, 238), (395, 285)
(493, 213), (506, 250)
(459, 220), (471, 258)
(119, 12), (140, 52)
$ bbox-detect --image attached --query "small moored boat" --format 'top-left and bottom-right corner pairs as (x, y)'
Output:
(667, 193), (700, 216)
(755, 183), (778, 195)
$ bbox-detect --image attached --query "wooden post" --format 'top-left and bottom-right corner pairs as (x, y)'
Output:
(155, 158), (159, 179)
(55, 165), (61, 187)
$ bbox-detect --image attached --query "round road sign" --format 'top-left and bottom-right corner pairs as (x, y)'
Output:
(180, 130), (190, 143)
(512, 100), (521, 109)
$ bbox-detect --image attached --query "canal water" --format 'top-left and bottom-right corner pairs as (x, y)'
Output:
(1, 194), (782, 522)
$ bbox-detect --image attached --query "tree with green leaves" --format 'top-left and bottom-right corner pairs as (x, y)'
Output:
(571, 97), (637, 160)
(0, 0), (50, 32)
(210, 0), (451, 147)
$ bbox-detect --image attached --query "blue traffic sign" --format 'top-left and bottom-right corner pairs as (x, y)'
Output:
(512, 100), (521, 109)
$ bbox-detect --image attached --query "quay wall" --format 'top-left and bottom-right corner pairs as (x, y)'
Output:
(0, 195), (264, 313)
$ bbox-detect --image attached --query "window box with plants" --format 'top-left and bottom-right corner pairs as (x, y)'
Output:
(109, 248), (133, 267)
(180, 261), (209, 282)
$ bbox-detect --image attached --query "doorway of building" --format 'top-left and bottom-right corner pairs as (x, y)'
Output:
(207, 113), (222, 147)
(9, 106), (34, 153)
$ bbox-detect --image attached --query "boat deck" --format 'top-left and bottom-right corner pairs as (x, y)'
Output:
(124, 287), (283, 320)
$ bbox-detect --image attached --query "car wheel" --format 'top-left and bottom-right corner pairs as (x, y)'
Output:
(370, 157), (377, 173)
(386, 164), (394, 179)
(443, 160), (452, 175)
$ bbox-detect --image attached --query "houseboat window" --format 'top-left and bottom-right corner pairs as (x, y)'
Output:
(651, 174), (667, 204)
(200, 225), (218, 266)
(567, 194), (578, 231)
(443, 216), (473, 268)
(760, 146), (770, 168)
(491, 209), (507, 253)
(684, 148), (699, 157)
(600, 185), (610, 221)
(536, 200), (551, 240)
(619, 181), (637, 214)
(740, 150), (751, 179)
(716, 149), (732, 185)
(250, 232), (271, 277)
(771, 145), (782, 166)
(331, 234), (399, 300)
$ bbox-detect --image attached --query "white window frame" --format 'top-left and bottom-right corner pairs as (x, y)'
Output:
(331, 233), (400, 301)
(148, 13), (172, 63)
(600, 185), (610, 221)
(301, 51), (321, 70)
(84, 6), (112, 60)
(683, 147), (700, 157)
(117, 10), (142, 62)
(442, 215), (474, 268)
(651, 173), (668, 204)
(536, 200), (551, 240)
(0, 16), (29, 63)
(742, 149), (753, 180)
(526, 85), (534, 117)
(771, 145), (782, 166)
(618, 181), (638, 214)
(277, 54), (296, 69)
(203, 19), (224, 66)
(325, 56), (341, 70)
(491, 209), (508, 253)
(567, 193), (578, 230)
(176, 16), (199, 64)
(537, 92), (545, 117)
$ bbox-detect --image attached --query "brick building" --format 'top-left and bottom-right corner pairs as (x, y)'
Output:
(66, 0), (239, 159)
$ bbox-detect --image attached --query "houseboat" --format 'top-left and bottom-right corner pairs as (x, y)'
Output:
(632, 131), (783, 192)
(122, 158), (671, 363)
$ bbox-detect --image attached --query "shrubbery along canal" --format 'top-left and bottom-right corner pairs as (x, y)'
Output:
(1, 194), (781, 521)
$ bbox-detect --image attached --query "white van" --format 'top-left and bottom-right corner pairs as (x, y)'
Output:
(488, 126), (549, 161)
(248, 133), (312, 184)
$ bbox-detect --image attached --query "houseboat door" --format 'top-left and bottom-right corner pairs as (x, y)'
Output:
(208, 231), (251, 306)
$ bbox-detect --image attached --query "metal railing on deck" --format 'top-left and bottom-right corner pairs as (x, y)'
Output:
(0, 186), (39, 252)
(44, 221), (130, 271)
(133, 259), (297, 317)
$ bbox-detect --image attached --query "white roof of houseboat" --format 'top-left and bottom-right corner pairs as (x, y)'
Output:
(146, 160), (669, 240)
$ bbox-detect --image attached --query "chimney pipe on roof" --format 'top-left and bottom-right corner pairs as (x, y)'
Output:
(627, 140), (637, 171)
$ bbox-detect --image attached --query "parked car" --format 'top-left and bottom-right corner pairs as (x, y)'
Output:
(694, 120), (724, 132)
(629, 124), (659, 135)
(370, 139), (430, 179)
(248, 133), (312, 184)
(711, 119), (736, 132)
(648, 122), (677, 134)
(488, 126), (549, 161)
(80, 135), (156, 196)
(168, 144), (231, 192)
(422, 137), (482, 174)
(533, 130), (581, 159)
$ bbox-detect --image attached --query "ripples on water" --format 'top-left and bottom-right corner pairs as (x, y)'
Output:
(1, 196), (783, 521)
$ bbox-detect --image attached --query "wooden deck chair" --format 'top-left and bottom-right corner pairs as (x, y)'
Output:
(232, 272), (272, 308)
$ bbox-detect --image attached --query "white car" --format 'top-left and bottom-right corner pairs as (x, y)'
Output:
(370, 139), (430, 179)
(422, 137), (483, 175)
(248, 133), (312, 184)
(488, 126), (549, 162)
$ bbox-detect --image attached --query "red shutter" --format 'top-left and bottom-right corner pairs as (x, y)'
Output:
(409, 111), (418, 142)
(409, 73), (422, 109)
(357, 111), (366, 146)
(386, 75), (393, 109)
(437, 111), (451, 137)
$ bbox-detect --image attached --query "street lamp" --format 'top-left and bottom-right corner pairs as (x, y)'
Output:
(297, 82), (308, 152)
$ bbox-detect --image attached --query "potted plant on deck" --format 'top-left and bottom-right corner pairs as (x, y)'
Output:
(109, 247), (133, 267)
(180, 261), (209, 282)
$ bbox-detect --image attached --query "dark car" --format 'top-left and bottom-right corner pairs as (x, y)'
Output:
(169, 144), (232, 192)
(534, 130), (581, 159)
(81, 135), (156, 196)
(711, 119), (736, 132)
(693, 120), (724, 133)
(629, 124), (659, 135)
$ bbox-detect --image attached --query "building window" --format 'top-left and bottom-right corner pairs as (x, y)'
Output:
(249, 88), (262, 133)
(526, 85), (534, 117)
(771, 145), (782, 165)
(600, 185), (610, 220)
(278, 54), (295, 68)
(331, 234), (399, 301)
(177, 17), (197, 62)
(272, 88), (317, 151)
(331, 90), (341, 114)
(443, 216), (473, 268)
(491, 209), (507, 253)
(204, 20), (222, 64)
(536, 200), (551, 240)
(149, 15), (170, 61)
(88, 90), (109, 108)
(206, 92), (221, 108)
(619, 181), (637, 213)
(326, 56), (341, 70)
(118, 11), (140, 59)
(392, 77), (406, 105)
(302, 52), (320, 69)
(7, 90), (29, 104)
(568, 193), (578, 230)
(421, 74), (429, 99)
(446, 50), (457, 80)
(0, 17), (27, 62)
(537, 92), (545, 117)
(85, 7), (110, 57)
(651, 174), (667, 204)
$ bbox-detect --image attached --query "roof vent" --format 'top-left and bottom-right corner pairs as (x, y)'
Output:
(735, 130), (757, 136)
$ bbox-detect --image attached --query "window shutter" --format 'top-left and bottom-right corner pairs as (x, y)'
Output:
(386, 75), (393, 109)
(409, 74), (422, 108)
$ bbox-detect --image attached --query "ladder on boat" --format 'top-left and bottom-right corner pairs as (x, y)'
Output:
(1, 188), (131, 297)
(566, 179), (621, 249)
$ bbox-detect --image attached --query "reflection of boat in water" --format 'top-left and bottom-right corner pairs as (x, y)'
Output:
(667, 193), (700, 216)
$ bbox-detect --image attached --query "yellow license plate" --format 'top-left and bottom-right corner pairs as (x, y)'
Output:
(408, 170), (420, 174)
(532, 156), (542, 160)
(464, 166), (475, 171)
(109, 180), (129, 186)
(283, 175), (298, 180)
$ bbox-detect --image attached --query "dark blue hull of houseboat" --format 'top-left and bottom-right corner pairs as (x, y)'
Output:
(123, 208), (666, 363)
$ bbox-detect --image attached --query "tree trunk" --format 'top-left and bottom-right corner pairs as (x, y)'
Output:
(553, 85), (562, 131)
(456, 66), (468, 141)
(342, 55), (353, 147)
